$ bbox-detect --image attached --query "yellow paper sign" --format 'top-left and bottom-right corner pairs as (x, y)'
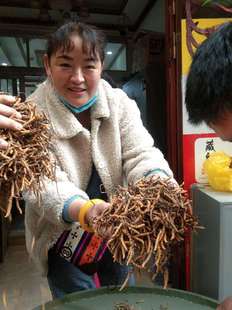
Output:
(181, 18), (232, 75)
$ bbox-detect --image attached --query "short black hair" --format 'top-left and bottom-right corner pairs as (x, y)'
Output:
(46, 22), (106, 63)
(185, 22), (232, 125)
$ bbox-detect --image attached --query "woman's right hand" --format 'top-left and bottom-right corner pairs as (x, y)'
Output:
(0, 94), (23, 149)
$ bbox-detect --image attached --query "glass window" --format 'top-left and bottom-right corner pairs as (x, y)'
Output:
(104, 43), (127, 71)
(29, 38), (47, 68)
(0, 79), (13, 93)
(0, 36), (126, 70)
(0, 36), (47, 68)
(0, 37), (27, 67)
(0, 78), (21, 95)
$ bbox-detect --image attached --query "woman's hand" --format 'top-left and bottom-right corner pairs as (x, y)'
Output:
(216, 297), (232, 310)
(85, 200), (111, 237)
(0, 94), (23, 149)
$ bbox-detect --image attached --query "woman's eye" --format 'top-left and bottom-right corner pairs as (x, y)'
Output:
(60, 63), (71, 68)
(85, 65), (96, 69)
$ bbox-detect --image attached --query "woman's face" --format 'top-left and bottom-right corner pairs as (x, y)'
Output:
(44, 35), (103, 107)
(209, 111), (232, 142)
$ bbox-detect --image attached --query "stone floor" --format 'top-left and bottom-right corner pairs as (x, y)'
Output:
(0, 243), (155, 310)
(0, 210), (162, 309)
(0, 244), (52, 310)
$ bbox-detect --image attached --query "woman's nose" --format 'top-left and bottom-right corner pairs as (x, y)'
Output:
(70, 68), (84, 82)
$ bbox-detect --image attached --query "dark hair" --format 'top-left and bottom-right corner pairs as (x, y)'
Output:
(46, 22), (106, 63)
(185, 22), (232, 125)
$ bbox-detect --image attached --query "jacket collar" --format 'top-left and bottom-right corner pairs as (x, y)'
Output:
(91, 79), (110, 119)
(38, 79), (110, 139)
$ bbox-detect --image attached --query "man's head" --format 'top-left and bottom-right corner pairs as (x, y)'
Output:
(185, 22), (232, 141)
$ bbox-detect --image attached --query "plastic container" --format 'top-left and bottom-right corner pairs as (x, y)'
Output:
(33, 286), (219, 309)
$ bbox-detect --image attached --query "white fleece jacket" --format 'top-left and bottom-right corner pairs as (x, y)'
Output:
(23, 78), (173, 275)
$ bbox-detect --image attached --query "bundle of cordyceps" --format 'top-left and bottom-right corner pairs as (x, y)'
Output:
(0, 97), (55, 217)
(94, 176), (201, 289)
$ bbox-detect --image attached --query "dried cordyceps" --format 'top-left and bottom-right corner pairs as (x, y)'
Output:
(0, 97), (55, 217)
(114, 303), (138, 310)
(94, 177), (201, 290)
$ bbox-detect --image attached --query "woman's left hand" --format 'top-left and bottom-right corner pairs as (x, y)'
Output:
(85, 200), (110, 237)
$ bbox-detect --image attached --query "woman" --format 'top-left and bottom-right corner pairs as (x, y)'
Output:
(0, 22), (173, 299)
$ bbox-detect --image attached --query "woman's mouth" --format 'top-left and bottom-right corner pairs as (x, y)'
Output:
(68, 87), (86, 96)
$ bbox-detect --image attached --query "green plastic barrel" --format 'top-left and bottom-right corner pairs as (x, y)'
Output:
(33, 286), (219, 310)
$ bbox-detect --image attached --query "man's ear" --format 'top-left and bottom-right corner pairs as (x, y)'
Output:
(43, 54), (51, 77)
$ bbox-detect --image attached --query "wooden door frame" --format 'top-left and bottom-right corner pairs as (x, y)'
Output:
(165, 0), (183, 184)
(165, 0), (186, 289)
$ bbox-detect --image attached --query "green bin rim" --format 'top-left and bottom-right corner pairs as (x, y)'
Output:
(33, 286), (219, 309)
